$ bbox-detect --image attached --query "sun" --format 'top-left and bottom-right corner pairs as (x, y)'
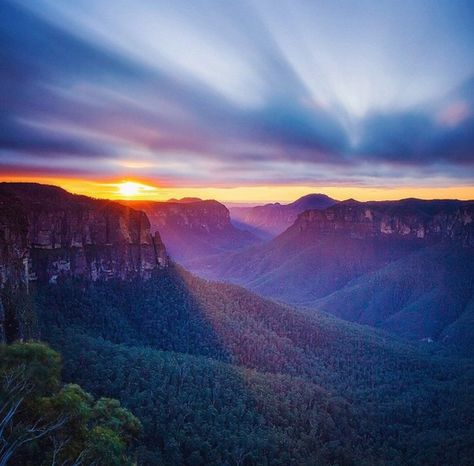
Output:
(118, 181), (141, 197)
(117, 181), (150, 198)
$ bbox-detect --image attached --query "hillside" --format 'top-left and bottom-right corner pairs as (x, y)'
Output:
(314, 245), (474, 354)
(34, 266), (474, 465)
(200, 198), (474, 354)
(230, 193), (337, 239)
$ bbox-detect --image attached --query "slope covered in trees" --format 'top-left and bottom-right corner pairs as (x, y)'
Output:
(59, 335), (374, 465)
(314, 245), (474, 354)
(196, 199), (474, 353)
(32, 265), (474, 465)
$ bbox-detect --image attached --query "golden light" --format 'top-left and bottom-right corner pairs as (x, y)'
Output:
(2, 175), (474, 203)
(117, 181), (154, 198)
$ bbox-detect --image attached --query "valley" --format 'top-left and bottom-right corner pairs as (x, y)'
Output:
(198, 198), (474, 355)
(1, 183), (473, 464)
(122, 198), (259, 268)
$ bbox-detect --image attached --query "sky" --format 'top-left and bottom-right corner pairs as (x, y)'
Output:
(1, 0), (474, 202)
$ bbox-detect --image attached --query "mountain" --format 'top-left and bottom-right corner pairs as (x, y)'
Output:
(202, 198), (474, 354)
(229, 193), (337, 239)
(123, 199), (259, 267)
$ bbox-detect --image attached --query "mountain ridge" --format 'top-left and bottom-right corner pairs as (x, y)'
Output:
(230, 193), (338, 238)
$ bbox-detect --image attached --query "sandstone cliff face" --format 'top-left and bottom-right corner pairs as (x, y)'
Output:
(123, 199), (259, 267)
(127, 199), (233, 233)
(0, 183), (168, 288)
(0, 190), (29, 287)
(293, 199), (474, 246)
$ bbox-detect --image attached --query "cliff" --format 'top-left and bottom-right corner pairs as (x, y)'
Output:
(0, 183), (168, 287)
(129, 199), (233, 233)
(0, 183), (169, 342)
(292, 198), (474, 246)
(123, 199), (259, 267)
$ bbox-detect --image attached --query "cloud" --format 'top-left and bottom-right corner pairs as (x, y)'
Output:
(437, 101), (471, 127)
(356, 78), (474, 166)
(1, 0), (474, 188)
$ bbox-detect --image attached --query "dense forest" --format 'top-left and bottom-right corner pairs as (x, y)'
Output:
(22, 264), (474, 465)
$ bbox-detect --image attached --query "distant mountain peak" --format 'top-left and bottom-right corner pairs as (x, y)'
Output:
(291, 193), (334, 203)
(230, 193), (338, 238)
(340, 198), (360, 204)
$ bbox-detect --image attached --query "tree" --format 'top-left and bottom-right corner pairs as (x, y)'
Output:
(0, 342), (141, 465)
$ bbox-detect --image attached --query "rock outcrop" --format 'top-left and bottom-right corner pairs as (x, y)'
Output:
(0, 183), (168, 288)
(123, 199), (259, 268)
(132, 199), (233, 233)
(293, 198), (474, 246)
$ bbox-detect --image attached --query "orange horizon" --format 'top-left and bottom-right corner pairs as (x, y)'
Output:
(1, 175), (474, 204)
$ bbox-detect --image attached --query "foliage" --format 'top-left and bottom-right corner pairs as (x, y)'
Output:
(0, 343), (141, 465)
(33, 266), (474, 465)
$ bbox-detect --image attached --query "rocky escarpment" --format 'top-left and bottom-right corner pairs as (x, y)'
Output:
(0, 189), (29, 287)
(0, 183), (168, 287)
(128, 199), (236, 233)
(124, 199), (259, 267)
(293, 198), (474, 246)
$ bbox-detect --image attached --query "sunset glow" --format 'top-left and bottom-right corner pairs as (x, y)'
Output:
(1, 175), (473, 203)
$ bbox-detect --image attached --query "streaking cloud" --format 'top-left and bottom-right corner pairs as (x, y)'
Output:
(1, 0), (474, 191)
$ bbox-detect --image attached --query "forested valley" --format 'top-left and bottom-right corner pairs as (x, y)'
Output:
(8, 263), (471, 465)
